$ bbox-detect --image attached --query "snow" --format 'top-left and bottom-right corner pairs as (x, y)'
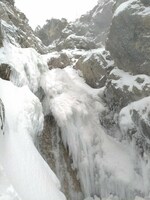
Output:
(0, 79), (66, 200)
(0, 40), (150, 200)
(113, 0), (135, 17)
(0, 42), (48, 93)
(114, 0), (150, 17)
(119, 96), (150, 137)
(110, 68), (150, 92)
(40, 66), (149, 199)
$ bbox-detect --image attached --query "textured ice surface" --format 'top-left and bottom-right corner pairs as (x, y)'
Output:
(0, 42), (48, 93)
(40, 66), (150, 199)
(0, 41), (150, 200)
(0, 78), (66, 200)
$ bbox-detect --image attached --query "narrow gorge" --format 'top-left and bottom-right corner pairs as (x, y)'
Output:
(0, 0), (150, 200)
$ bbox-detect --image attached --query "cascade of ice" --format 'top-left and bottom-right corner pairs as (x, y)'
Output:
(0, 78), (66, 200)
(0, 42), (150, 200)
(40, 66), (150, 200)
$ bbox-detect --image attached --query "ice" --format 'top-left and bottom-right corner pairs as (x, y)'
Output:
(40, 66), (149, 199)
(0, 78), (66, 200)
(0, 42), (48, 93)
(0, 39), (150, 199)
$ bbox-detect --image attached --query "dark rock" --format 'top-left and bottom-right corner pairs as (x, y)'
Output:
(48, 53), (71, 69)
(0, 63), (11, 80)
(36, 0), (114, 48)
(35, 18), (68, 46)
(107, 0), (150, 75)
(1, 0), (14, 6)
(119, 98), (150, 155)
(0, 0), (47, 53)
(0, 99), (5, 135)
(56, 34), (96, 51)
(140, 0), (150, 6)
(104, 68), (150, 112)
(37, 116), (83, 200)
(75, 51), (108, 88)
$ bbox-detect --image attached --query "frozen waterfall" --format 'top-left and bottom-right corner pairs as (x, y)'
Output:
(40, 67), (150, 200)
(0, 42), (150, 200)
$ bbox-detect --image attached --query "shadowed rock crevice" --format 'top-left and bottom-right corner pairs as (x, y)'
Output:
(37, 116), (83, 200)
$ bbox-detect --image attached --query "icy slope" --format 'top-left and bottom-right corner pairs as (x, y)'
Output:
(0, 79), (66, 200)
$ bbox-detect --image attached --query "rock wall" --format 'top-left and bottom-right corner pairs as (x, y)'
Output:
(0, 0), (47, 53)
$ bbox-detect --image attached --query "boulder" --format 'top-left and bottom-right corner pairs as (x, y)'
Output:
(48, 53), (72, 69)
(56, 34), (96, 51)
(119, 97), (150, 155)
(0, 63), (11, 80)
(75, 49), (110, 88)
(107, 0), (150, 75)
(104, 68), (150, 111)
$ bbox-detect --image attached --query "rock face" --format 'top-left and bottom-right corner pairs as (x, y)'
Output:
(36, 0), (114, 48)
(75, 49), (110, 88)
(107, 0), (150, 75)
(38, 116), (83, 200)
(56, 34), (96, 51)
(104, 68), (150, 111)
(35, 0), (114, 88)
(0, 63), (11, 80)
(0, 99), (5, 135)
(48, 52), (72, 69)
(0, 0), (47, 53)
(119, 97), (150, 155)
(103, 0), (150, 163)
(35, 18), (68, 46)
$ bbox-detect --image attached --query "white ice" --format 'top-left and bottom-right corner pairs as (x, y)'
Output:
(0, 42), (48, 93)
(40, 66), (150, 199)
(0, 40), (150, 200)
(0, 78), (66, 200)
